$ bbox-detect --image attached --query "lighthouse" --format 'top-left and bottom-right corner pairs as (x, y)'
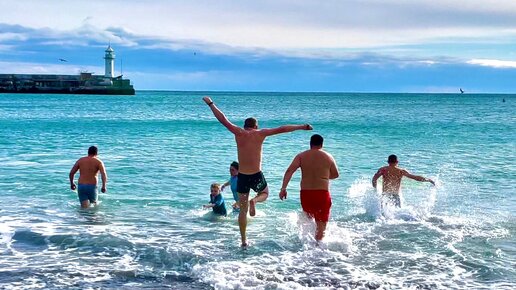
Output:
(104, 45), (115, 78)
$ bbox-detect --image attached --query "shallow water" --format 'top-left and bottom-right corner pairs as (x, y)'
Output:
(0, 92), (514, 289)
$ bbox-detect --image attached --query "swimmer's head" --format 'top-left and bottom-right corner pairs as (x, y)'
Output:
(230, 161), (239, 176)
(310, 134), (323, 148)
(388, 154), (398, 165)
(210, 183), (221, 195)
(244, 117), (258, 129)
(88, 146), (98, 156)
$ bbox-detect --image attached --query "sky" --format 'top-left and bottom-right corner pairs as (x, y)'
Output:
(1, 0), (516, 93)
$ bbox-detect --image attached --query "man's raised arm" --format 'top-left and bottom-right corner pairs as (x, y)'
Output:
(261, 124), (313, 137)
(203, 96), (241, 134)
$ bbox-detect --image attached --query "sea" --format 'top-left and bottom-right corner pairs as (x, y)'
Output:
(0, 91), (514, 289)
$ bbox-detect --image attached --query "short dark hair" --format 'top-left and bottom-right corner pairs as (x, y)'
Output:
(244, 117), (257, 129)
(88, 146), (98, 156)
(310, 134), (323, 147)
(388, 154), (397, 164)
(230, 161), (239, 170)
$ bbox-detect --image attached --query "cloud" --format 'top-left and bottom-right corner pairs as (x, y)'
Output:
(2, 0), (516, 49)
(467, 59), (516, 68)
(0, 61), (101, 75)
(1, 2), (516, 93)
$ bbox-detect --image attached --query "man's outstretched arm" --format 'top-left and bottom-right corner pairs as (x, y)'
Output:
(261, 124), (313, 137)
(203, 96), (241, 134)
(403, 170), (435, 185)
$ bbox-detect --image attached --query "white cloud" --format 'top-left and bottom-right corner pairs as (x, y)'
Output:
(0, 61), (102, 75)
(0, 33), (28, 41)
(2, 0), (516, 49)
(467, 59), (516, 68)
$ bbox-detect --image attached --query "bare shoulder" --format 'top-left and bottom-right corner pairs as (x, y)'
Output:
(323, 150), (335, 159)
(232, 126), (246, 135)
(95, 157), (105, 166)
(76, 156), (88, 164)
(378, 166), (388, 173)
(247, 129), (267, 139)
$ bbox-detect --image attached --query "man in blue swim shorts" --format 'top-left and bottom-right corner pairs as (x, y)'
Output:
(69, 146), (108, 208)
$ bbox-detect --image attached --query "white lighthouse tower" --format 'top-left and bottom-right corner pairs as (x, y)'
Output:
(104, 45), (115, 78)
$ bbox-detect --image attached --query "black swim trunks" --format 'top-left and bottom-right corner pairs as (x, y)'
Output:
(237, 171), (268, 194)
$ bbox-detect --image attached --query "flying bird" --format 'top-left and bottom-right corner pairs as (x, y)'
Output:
(59, 58), (68, 62)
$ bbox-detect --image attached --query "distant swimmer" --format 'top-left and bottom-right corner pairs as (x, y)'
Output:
(59, 58), (68, 62)
(503, 98), (506, 102)
(203, 183), (227, 216)
(460, 88), (464, 94)
(221, 161), (240, 211)
(203, 96), (313, 247)
(279, 134), (339, 241)
(69, 146), (108, 208)
(372, 154), (434, 208)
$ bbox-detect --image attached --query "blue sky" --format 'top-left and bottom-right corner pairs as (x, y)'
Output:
(1, 0), (516, 93)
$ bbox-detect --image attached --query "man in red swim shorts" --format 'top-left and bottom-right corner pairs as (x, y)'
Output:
(279, 134), (339, 241)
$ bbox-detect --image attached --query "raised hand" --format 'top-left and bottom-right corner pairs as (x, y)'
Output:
(203, 96), (213, 105)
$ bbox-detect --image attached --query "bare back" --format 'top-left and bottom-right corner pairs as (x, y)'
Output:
(76, 156), (103, 185)
(299, 149), (338, 190)
(235, 130), (267, 174)
(377, 165), (406, 194)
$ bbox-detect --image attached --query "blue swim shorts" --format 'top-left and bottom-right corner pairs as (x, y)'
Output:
(78, 184), (98, 203)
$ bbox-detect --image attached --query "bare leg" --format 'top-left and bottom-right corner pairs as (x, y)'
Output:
(249, 186), (269, 217)
(315, 221), (327, 241)
(80, 200), (90, 208)
(238, 193), (249, 246)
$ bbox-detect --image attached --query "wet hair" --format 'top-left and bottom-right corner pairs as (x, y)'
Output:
(230, 161), (239, 170)
(88, 146), (98, 156)
(310, 134), (324, 147)
(244, 117), (257, 129)
(211, 183), (221, 190)
(388, 154), (398, 164)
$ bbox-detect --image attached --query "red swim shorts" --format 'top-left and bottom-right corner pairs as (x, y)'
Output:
(300, 189), (332, 222)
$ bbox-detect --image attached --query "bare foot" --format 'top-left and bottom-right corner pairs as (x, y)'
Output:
(241, 241), (250, 248)
(249, 199), (256, 216)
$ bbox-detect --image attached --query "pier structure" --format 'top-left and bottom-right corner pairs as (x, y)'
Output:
(0, 45), (135, 95)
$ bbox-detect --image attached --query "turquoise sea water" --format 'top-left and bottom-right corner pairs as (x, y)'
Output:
(0, 92), (514, 289)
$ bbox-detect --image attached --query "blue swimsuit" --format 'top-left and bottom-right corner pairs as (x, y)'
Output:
(210, 194), (227, 216)
(77, 184), (98, 203)
(229, 175), (238, 202)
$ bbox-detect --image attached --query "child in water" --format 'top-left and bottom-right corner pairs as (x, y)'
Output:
(221, 161), (239, 211)
(203, 183), (227, 216)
